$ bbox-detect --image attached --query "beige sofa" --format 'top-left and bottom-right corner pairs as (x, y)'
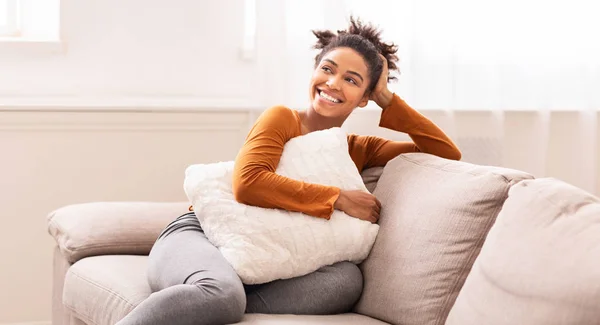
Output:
(47, 153), (600, 325)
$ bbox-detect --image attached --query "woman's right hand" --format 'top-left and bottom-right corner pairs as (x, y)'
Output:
(334, 190), (381, 223)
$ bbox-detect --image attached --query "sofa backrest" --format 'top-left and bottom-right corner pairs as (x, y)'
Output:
(354, 153), (532, 325)
(446, 177), (600, 325)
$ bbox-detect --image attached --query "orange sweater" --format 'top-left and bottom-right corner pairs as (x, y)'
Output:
(232, 93), (461, 219)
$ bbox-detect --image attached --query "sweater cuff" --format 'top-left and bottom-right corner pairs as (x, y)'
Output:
(379, 93), (421, 132)
(320, 187), (341, 220)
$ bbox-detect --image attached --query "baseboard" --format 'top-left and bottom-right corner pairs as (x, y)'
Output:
(1, 321), (51, 325)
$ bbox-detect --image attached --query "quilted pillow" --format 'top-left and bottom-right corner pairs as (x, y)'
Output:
(183, 127), (380, 285)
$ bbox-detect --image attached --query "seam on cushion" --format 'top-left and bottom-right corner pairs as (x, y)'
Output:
(65, 243), (153, 262)
(68, 269), (138, 310)
(477, 255), (600, 310)
(66, 244), (153, 263)
(48, 219), (67, 246)
(531, 181), (600, 212)
(63, 302), (100, 325)
(46, 210), (56, 222)
(71, 242), (152, 251)
(434, 182), (510, 325)
(399, 154), (512, 183)
(398, 155), (524, 184)
(48, 219), (76, 257)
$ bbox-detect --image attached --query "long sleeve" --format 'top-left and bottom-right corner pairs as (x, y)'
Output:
(348, 93), (462, 171)
(232, 106), (341, 219)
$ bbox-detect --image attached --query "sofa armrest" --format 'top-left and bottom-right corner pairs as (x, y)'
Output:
(47, 201), (189, 263)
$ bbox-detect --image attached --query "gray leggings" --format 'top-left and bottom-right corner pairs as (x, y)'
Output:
(116, 212), (363, 325)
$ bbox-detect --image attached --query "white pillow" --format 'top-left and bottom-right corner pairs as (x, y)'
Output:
(184, 127), (380, 284)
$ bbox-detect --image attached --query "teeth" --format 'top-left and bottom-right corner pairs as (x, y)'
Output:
(319, 91), (340, 103)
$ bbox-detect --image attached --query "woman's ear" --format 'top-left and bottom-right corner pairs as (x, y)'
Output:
(358, 92), (370, 108)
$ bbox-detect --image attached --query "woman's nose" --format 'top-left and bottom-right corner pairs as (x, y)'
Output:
(326, 77), (341, 90)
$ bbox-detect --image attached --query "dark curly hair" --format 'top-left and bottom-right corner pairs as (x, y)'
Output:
(312, 16), (400, 93)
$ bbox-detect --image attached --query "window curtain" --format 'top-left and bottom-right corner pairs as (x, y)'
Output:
(278, 0), (599, 195)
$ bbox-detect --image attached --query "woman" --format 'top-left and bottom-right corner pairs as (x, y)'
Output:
(117, 17), (460, 325)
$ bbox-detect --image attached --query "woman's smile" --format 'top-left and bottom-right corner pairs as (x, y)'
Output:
(316, 89), (343, 104)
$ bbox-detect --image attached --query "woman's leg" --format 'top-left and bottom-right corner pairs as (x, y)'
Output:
(116, 213), (246, 325)
(245, 261), (363, 315)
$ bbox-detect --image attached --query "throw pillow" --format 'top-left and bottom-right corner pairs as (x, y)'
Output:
(354, 153), (533, 325)
(183, 127), (379, 284)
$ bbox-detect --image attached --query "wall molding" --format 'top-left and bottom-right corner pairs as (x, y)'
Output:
(0, 124), (247, 131)
(0, 96), (263, 112)
(1, 322), (51, 325)
(2, 97), (595, 113)
(0, 110), (251, 132)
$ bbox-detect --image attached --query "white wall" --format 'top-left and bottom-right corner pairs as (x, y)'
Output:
(0, 1), (599, 324)
(0, 0), (268, 107)
(0, 110), (251, 324)
(0, 0), (267, 323)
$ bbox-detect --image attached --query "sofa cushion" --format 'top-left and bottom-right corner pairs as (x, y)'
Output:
(63, 255), (389, 325)
(446, 178), (600, 325)
(69, 313), (388, 325)
(237, 313), (389, 324)
(354, 153), (533, 325)
(48, 202), (189, 263)
(63, 255), (151, 325)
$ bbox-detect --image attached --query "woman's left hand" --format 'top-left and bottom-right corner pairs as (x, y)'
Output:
(369, 54), (394, 109)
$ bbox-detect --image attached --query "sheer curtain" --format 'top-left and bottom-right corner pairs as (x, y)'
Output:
(282, 0), (600, 195)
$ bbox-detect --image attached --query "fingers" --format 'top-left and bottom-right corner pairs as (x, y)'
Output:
(372, 209), (380, 223)
(368, 194), (381, 211)
(345, 192), (382, 223)
(375, 197), (382, 210)
(379, 53), (388, 70)
(371, 199), (381, 223)
(364, 211), (378, 223)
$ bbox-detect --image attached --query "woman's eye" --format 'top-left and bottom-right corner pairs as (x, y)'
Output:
(321, 66), (332, 73)
(345, 77), (357, 85)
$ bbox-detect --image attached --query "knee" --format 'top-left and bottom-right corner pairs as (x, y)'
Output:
(191, 277), (246, 322)
(329, 262), (364, 302)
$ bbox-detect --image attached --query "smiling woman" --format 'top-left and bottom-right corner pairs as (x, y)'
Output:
(115, 16), (461, 325)
(233, 17), (461, 223)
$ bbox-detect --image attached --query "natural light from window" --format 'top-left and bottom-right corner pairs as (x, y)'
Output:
(282, 0), (600, 111)
(0, 0), (60, 40)
(0, 0), (19, 37)
(0, 1), (6, 26)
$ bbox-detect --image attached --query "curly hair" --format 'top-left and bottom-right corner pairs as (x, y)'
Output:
(312, 16), (400, 92)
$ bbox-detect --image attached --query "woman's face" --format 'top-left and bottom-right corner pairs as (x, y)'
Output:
(309, 47), (371, 118)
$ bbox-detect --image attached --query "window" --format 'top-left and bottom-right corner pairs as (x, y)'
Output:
(0, 0), (60, 41)
(283, 0), (600, 111)
(0, 0), (20, 37)
(241, 0), (256, 60)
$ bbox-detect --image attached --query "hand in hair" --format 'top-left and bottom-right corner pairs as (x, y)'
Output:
(370, 53), (394, 108)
